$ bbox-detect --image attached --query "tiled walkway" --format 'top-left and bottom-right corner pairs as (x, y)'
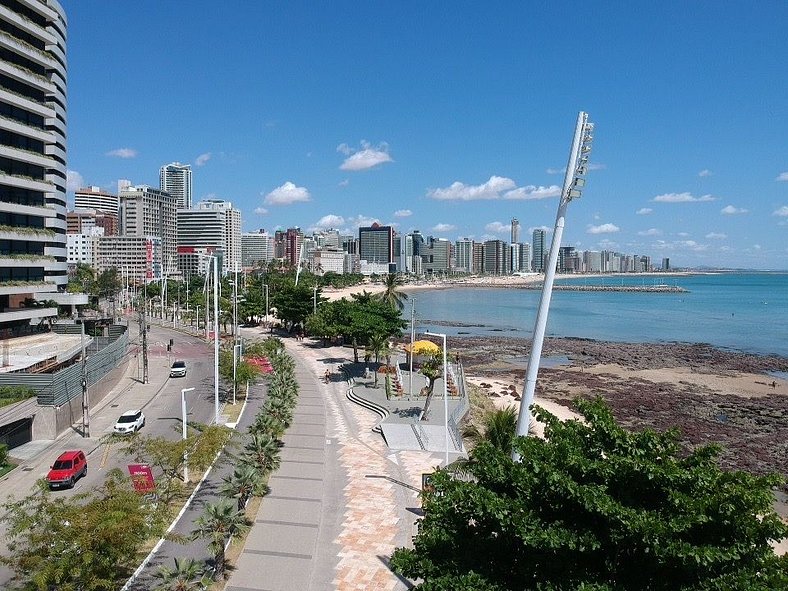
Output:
(227, 337), (442, 591)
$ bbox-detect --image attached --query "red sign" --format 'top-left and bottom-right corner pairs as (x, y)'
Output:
(127, 463), (156, 494)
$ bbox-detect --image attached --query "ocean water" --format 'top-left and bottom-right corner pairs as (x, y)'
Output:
(409, 273), (788, 357)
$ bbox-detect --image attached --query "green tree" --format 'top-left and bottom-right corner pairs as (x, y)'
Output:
(153, 557), (211, 591)
(270, 281), (315, 332)
(220, 463), (268, 511)
(379, 272), (409, 311)
(419, 351), (443, 420)
(461, 405), (518, 455)
(243, 431), (282, 474)
(365, 333), (391, 386)
(2, 470), (167, 590)
(191, 499), (250, 580)
(391, 398), (788, 591)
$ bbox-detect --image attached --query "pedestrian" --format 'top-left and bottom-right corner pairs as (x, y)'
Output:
(324, 369), (330, 383)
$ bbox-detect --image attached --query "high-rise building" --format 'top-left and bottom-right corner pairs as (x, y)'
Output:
(67, 209), (117, 236)
(662, 257), (670, 271)
(483, 240), (508, 275)
(96, 235), (161, 282)
(422, 237), (450, 275)
(74, 186), (118, 213)
(242, 230), (274, 268)
(511, 218), (520, 244)
(286, 228), (302, 267)
(176, 200), (241, 274)
(0, 0), (69, 337)
(532, 229), (547, 272)
(159, 162), (192, 209)
(520, 243), (532, 272)
(453, 238), (473, 273)
(119, 185), (177, 274)
(358, 223), (393, 266)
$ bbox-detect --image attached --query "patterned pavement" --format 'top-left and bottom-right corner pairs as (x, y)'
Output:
(228, 335), (442, 591)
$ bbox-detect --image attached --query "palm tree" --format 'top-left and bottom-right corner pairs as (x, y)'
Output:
(462, 405), (518, 455)
(261, 396), (294, 429)
(191, 499), (250, 580)
(153, 557), (210, 591)
(379, 273), (408, 311)
(365, 333), (391, 386)
(243, 431), (282, 473)
(220, 463), (268, 511)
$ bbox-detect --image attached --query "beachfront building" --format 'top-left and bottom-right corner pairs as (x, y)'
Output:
(119, 185), (177, 274)
(0, 0), (71, 336)
(558, 246), (579, 273)
(532, 229), (547, 272)
(159, 162), (192, 209)
(421, 237), (450, 276)
(584, 250), (602, 273)
(453, 238), (473, 273)
(511, 218), (520, 244)
(313, 249), (349, 275)
(483, 240), (509, 275)
(359, 223), (393, 266)
(241, 230), (274, 269)
(510, 243), (522, 272)
(662, 257), (670, 271)
(520, 242), (532, 273)
(472, 242), (485, 274)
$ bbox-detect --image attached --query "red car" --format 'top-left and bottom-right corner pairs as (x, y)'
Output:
(46, 450), (87, 489)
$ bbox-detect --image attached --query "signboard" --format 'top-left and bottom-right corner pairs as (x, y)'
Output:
(127, 463), (156, 494)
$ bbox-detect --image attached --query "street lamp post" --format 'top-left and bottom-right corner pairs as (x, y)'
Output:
(312, 284), (318, 314)
(198, 253), (221, 425)
(262, 284), (269, 326)
(181, 387), (195, 482)
(424, 331), (449, 467)
(514, 111), (594, 451)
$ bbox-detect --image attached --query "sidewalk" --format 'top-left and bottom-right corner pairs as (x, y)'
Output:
(227, 335), (444, 591)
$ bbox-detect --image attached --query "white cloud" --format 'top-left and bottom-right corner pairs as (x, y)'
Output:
(195, 152), (211, 166)
(597, 239), (619, 249)
(338, 140), (393, 171)
(432, 223), (456, 233)
(705, 232), (727, 239)
(427, 175), (516, 201)
(677, 232), (690, 237)
(263, 181), (311, 205)
(636, 207), (653, 215)
(698, 169), (713, 177)
(66, 170), (84, 192)
(314, 214), (344, 229)
(720, 205), (748, 215)
(503, 185), (562, 200)
(546, 163), (604, 174)
(338, 179), (349, 187)
(394, 209), (412, 218)
(345, 215), (380, 229)
(775, 172), (788, 182)
(485, 221), (510, 234)
(753, 244), (762, 250)
(546, 167), (564, 175)
(587, 223), (620, 234)
(106, 147), (137, 159)
(652, 192), (715, 203)
(254, 207), (269, 215)
(653, 239), (708, 252)
(528, 225), (551, 234)
(772, 206), (788, 217)
(638, 228), (662, 236)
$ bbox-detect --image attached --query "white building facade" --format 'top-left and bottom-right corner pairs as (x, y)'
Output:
(159, 162), (192, 209)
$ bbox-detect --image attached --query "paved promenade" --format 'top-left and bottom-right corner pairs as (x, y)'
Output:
(228, 336), (444, 591)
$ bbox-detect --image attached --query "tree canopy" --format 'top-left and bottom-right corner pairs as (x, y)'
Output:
(391, 398), (788, 591)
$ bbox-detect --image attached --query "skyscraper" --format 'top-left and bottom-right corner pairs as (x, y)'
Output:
(358, 223), (393, 265)
(75, 186), (118, 214)
(532, 229), (547, 272)
(0, 0), (69, 336)
(159, 162), (192, 209)
(119, 185), (178, 274)
(511, 218), (520, 244)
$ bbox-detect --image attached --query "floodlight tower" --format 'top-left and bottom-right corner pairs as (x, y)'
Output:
(514, 112), (594, 447)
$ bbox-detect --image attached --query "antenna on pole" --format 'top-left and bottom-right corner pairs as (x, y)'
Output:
(514, 112), (595, 452)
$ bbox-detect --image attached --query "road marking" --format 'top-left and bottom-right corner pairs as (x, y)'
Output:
(100, 442), (112, 469)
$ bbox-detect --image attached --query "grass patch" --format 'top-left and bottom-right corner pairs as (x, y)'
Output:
(0, 462), (17, 478)
(222, 398), (245, 424)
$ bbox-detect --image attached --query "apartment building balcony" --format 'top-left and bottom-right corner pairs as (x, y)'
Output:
(0, 5), (52, 46)
(0, 115), (50, 143)
(0, 281), (55, 296)
(0, 30), (57, 70)
(0, 226), (57, 242)
(0, 305), (57, 324)
(0, 144), (55, 169)
(0, 60), (54, 94)
(0, 255), (54, 268)
(0, 88), (53, 118)
(0, 172), (54, 193)
(0, 200), (54, 218)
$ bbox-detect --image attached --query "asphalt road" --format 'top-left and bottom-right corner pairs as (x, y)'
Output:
(0, 320), (219, 588)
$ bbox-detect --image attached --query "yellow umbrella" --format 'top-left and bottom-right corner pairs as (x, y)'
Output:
(404, 340), (441, 354)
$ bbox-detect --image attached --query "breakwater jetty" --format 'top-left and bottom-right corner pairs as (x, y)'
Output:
(526, 284), (689, 293)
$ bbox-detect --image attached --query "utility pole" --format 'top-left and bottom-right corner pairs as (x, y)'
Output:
(141, 279), (149, 384)
(81, 321), (90, 437)
(409, 298), (415, 397)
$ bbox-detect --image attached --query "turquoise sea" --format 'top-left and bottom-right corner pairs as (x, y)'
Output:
(409, 273), (788, 358)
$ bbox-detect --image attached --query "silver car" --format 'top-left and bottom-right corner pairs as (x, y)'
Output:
(170, 360), (187, 378)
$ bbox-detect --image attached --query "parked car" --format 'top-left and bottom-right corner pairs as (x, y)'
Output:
(46, 450), (87, 489)
(170, 360), (187, 378)
(113, 409), (145, 434)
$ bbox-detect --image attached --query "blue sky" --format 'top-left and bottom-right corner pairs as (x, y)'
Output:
(62, 1), (787, 270)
